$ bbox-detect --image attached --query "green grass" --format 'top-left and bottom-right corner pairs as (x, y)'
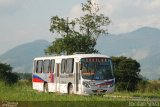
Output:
(107, 91), (160, 99)
(0, 81), (160, 107)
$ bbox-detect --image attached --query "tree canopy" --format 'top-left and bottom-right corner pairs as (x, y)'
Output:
(45, 34), (98, 55)
(45, 0), (110, 55)
(111, 56), (142, 91)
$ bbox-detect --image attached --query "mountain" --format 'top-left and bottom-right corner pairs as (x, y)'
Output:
(0, 40), (50, 73)
(0, 27), (160, 79)
(96, 27), (160, 79)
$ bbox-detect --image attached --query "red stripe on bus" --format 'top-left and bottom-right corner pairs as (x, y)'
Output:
(32, 78), (44, 82)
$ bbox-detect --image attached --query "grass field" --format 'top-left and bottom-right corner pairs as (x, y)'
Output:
(0, 81), (160, 107)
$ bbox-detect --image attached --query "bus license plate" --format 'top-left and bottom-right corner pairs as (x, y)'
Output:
(97, 90), (103, 92)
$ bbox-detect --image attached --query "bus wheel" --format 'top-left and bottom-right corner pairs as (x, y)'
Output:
(68, 84), (73, 94)
(43, 82), (48, 93)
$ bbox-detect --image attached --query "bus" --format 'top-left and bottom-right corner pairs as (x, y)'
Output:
(32, 53), (115, 95)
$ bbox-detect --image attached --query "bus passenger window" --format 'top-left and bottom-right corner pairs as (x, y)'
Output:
(61, 59), (66, 73)
(66, 58), (74, 73)
(50, 59), (55, 73)
(43, 60), (50, 73)
(37, 60), (43, 73)
(34, 61), (37, 73)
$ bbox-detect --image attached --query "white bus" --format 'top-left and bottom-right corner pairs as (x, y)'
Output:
(32, 54), (115, 95)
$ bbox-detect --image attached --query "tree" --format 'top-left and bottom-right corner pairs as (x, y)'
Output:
(77, 0), (110, 39)
(46, 0), (110, 55)
(111, 56), (142, 91)
(49, 16), (76, 37)
(0, 62), (18, 85)
(45, 34), (98, 55)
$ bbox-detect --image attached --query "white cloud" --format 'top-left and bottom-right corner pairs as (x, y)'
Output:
(0, 0), (75, 54)
(144, 0), (160, 10)
(101, 0), (160, 34)
(69, 0), (160, 34)
(0, 0), (16, 7)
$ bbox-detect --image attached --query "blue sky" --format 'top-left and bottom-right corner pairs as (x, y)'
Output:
(0, 0), (160, 55)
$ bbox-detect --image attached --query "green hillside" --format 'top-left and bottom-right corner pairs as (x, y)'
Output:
(0, 40), (50, 72)
(96, 27), (160, 79)
(0, 27), (160, 79)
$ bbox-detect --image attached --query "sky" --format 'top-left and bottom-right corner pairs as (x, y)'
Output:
(0, 0), (160, 55)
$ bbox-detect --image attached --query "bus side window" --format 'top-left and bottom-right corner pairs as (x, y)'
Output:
(50, 59), (55, 73)
(61, 59), (66, 73)
(43, 60), (50, 73)
(66, 58), (74, 73)
(34, 60), (37, 73)
(37, 60), (43, 73)
(36, 61), (38, 73)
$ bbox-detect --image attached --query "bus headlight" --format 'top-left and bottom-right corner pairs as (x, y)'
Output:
(83, 81), (90, 88)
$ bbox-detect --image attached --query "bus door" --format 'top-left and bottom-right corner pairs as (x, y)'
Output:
(56, 63), (60, 92)
(75, 62), (80, 92)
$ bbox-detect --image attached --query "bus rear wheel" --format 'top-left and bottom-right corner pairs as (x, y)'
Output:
(68, 84), (73, 94)
(43, 82), (48, 93)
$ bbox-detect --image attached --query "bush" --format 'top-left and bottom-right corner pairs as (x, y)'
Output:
(137, 80), (160, 93)
(18, 73), (32, 82)
(112, 56), (142, 91)
(5, 71), (19, 85)
(137, 80), (149, 92)
(145, 81), (160, 92)
(0, 62), (19, 85)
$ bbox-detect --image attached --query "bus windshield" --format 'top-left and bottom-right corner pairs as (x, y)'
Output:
(81, 58), (114, 80)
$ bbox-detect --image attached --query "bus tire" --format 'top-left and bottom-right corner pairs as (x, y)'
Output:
(68, 83), (73, 94)
(43, 82), (48, 93)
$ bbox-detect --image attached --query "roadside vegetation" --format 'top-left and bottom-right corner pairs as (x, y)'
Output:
(0, 80), (160, 101)
(0, 61), (160, 106)
(0, 80), (160, 107)
(0, 55), (160, 102)
(0, 62), (18, 85)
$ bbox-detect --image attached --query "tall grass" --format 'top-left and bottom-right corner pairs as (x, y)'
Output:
(0, 81), (160, 107)
(1, 81), (160, 101)
(0, 81), (127, 107)
(0, 81), (114, 101)
(137, 80), (160, 93)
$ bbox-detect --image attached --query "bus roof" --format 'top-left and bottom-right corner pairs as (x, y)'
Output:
(34, 54), (110, 60)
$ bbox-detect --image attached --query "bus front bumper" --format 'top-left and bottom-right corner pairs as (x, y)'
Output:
(82, 86), (115, 95)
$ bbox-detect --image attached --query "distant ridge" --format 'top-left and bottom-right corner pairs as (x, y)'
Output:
(0, 27), (160, 79)
(96, 27), (160, 79)
(132, 27), (160, 34)
(0, 40), (50, 72)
